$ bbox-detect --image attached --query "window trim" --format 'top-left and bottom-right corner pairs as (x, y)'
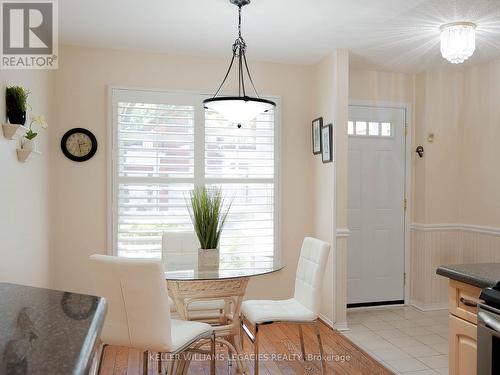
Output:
(107, 86), (282, 264)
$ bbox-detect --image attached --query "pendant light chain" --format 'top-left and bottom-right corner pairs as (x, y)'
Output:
(211, 3), (260, 99)
(238, 5), (242, 39)
(203, 0), (275, 128)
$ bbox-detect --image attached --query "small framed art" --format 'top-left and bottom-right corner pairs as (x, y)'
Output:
(321, 124), (333, 163)
(312, 117), (323, 155)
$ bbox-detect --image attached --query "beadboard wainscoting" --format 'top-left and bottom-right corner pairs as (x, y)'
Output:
(410, 223), (500, 310)
(334, 233), (349, 331)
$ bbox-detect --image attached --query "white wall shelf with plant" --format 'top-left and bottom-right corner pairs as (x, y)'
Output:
(16, 149), (41, 163)
(1, 123), (28, 140)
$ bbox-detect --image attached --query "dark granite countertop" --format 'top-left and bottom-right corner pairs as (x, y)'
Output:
(436, 263), (500, 289)
(0, 283), (107, 375)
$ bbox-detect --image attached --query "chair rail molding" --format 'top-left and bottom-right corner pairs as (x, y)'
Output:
(411, 222), (500, 236)
(336, 228), (350, 238)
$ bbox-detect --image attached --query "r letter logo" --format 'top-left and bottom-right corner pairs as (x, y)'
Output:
(1, 0), (58, 69)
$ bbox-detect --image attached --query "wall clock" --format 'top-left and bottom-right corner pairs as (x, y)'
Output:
(61, 128), (98, 162)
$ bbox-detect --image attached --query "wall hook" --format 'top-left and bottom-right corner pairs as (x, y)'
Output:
(416, 145), (424, 158)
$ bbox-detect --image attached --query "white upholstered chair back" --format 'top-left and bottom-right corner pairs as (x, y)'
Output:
(293, 237), (331, 314)
(89, 255), (173, 352)
(162, 232), (200, 261)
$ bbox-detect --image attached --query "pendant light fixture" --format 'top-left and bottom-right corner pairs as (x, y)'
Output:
(440, 21), (476, 64)
(203, 0), (275, 128)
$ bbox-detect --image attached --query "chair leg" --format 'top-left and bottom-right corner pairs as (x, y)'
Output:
(95, 342), (107, 375)
(210, 332), (216, 375)
(158, 353), (162, 374)
(314, 322), (326, 375)
(298, 325), (306, 361)
(239, 318), (245, 351)
(254, 324), (260, 375)
(143, 351), (149, 375)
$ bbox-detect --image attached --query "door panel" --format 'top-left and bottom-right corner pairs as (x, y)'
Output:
(347, 106), (406, 305)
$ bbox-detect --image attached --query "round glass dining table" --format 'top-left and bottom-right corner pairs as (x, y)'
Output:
(163, 253), (283, 374)
(163, 254), (283, 280)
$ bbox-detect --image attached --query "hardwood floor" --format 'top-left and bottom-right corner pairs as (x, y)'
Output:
(99, 322), (393, 374)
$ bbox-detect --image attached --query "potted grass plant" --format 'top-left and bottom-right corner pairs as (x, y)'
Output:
(6, 86), (30, 125)
(187, 186), (231, 269)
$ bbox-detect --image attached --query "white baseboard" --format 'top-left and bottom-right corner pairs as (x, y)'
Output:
(333, 321), (349, 331)
(319, 313), (334, 328)
(410, 300), (448, 311)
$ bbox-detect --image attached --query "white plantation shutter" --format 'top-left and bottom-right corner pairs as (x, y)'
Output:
(205, 109), (275, 178)
(111, 88), (279, 262)
(205, 109), (276, 265)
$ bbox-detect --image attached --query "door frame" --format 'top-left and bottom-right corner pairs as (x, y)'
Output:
(347, 100), (412, 305)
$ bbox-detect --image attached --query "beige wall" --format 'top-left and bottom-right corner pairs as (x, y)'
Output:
(49, 45), (314, 299)
(311, 54), (336, 324)
(460, 60), (500, 227)
(310, 50), (349, 327)
(413, 68), (463, 225)
(0, 70), (52, 288)
(349, 69), (413, 104)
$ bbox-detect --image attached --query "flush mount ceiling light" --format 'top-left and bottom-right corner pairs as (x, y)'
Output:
(440, 21), (477, 64)
(203, 0), (275, 128)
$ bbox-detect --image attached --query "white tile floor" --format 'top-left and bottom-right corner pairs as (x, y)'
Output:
(341, 306), (449, 375)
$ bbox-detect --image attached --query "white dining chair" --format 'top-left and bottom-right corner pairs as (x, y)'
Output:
(162, 231), (225, 320)
(89, 254), (215, 375)
(240, 237), (331, 375)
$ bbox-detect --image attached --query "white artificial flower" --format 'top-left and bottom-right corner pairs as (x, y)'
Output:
(31, 115), (48, 129)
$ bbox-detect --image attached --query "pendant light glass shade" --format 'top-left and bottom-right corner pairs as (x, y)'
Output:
(203, 0), (275, 126)
(204, 96), (275, 124)
(440, 22), (476, 64)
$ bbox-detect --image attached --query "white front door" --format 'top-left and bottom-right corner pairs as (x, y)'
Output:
(347, 105), (406, 305)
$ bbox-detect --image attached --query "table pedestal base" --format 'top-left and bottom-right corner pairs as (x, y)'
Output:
(167, 277), (250, 374)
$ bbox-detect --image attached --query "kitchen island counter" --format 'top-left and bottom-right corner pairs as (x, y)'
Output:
(436, 263), (500, 289)
(0, 282), (106, 375)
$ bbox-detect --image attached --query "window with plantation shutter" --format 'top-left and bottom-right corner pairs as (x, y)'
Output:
(110, 88), (279, 264)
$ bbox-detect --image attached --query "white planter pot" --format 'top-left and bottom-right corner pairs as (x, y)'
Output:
(198, 248), (220, 271)
(21, 138), (36, 152)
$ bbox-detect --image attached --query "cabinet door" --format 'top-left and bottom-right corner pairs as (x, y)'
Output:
(449, 314), (477, 375)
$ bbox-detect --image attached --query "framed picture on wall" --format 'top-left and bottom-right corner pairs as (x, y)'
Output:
(312, 117), (323, 155)
(321, 124), (333, 163)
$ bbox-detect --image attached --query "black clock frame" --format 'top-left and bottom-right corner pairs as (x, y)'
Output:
(61, 128), (98, 162)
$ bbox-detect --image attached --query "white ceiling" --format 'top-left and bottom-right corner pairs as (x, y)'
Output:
(59, 0), (500, 73)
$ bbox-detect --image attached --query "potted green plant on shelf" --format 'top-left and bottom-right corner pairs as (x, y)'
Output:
(5, 86), (30, 125)
(22, 115), (48, 151)
(187, 186), (231, 269)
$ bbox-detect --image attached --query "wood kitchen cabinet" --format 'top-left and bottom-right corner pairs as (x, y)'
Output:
(448, 280), (481, 375)
(449, 314), (477, 375)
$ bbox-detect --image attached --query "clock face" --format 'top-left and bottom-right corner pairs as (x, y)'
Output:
(61, 128), (97, 162)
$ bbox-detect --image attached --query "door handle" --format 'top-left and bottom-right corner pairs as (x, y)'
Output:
(460, 297), (477, 308)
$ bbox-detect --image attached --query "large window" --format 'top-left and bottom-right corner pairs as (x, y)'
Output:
(110, 88), (280, 264)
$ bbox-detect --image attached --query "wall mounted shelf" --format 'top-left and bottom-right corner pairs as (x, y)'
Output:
(2, 123), (27, 140)
(16, 148), (41, 163)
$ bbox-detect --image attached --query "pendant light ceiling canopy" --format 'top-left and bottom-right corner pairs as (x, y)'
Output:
(440, 21), (477, 64)
(203, 0), (275, 127)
